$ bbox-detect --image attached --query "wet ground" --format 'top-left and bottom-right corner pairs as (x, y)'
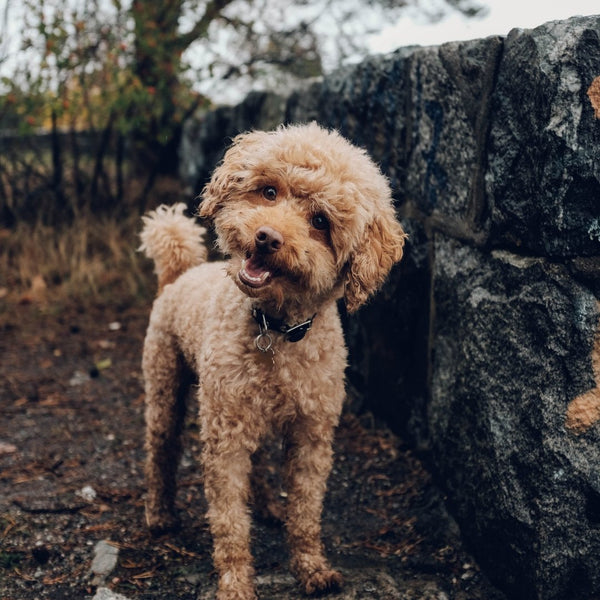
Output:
(0, 301), (506, 599)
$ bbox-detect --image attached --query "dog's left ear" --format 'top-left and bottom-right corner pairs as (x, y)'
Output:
(344, 210), (406, 313)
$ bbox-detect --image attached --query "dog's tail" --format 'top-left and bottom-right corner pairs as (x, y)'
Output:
(139, 203), (207, 293)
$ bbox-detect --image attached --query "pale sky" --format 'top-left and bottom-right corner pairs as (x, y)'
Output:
(368, 0), (599, 52)
(1, 0), (598, 104)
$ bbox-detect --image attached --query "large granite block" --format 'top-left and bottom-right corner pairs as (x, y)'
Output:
(403, 37), (501, 240)
(486, 16), (600, 257)
(430, 235), (600, 599)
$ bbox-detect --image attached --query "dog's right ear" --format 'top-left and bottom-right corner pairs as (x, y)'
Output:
(198, 165), (226, 219)
(199, 130), (268, 219)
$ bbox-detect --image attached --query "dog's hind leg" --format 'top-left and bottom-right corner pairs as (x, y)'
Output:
(143, 327), (189, 535)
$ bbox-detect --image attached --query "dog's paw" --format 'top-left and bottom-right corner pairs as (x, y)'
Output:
(303, 568), (343, 596)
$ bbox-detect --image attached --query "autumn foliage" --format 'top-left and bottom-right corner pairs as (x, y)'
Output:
(0, 0), (222, 226)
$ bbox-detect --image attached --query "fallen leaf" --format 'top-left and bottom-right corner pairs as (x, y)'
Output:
(96, 358), (112, 371)
(0, 441), (17, 455)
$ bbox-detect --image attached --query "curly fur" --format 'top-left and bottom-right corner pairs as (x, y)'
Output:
(139, 203), (207, 293)
(141, 122), (406, 600)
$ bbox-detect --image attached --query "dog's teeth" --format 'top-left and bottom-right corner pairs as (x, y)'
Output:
(240, 260), (271, 286)
(244, 271), (269, 282)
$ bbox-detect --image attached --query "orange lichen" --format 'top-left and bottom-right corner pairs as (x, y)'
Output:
(587, 76), (600, 119)
(566, 389), (600, 433)
(566, 304), (600, 434)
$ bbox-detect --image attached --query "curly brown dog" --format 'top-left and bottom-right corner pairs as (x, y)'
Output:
(140, 123), (406, 600)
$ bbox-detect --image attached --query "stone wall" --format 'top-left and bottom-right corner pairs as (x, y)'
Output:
(181, 15), (600, 600)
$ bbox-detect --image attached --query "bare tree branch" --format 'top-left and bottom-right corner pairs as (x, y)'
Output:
(178, 0), (238, 50)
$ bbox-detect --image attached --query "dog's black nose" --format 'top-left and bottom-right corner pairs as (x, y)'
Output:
(255, 226), (283, 253)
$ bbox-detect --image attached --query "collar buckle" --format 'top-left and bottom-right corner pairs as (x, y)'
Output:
(284, 318), (314, 342)
(252, 308), (316, 345)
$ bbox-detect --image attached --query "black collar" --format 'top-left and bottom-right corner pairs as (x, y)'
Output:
(252, 307), (316, 344)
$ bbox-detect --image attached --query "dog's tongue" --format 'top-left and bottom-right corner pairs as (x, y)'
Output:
(239, 255), (272, 288)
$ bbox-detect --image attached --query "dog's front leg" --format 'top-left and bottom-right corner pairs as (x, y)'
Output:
(202, 436), (256, 600)
(284, 418), (343, 595)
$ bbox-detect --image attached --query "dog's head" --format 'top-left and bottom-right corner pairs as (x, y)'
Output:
(200, 123), (406, 312)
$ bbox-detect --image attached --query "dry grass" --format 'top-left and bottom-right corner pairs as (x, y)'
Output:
(0, 174), (190, 311)
(0, 210), (155, 308)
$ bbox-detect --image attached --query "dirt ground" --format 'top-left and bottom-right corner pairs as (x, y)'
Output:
(0, 299), (506, 600)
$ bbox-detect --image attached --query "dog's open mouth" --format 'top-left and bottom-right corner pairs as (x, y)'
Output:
(239, 255), (274, 288)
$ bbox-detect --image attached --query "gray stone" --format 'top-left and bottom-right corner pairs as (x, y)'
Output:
(92, 588), (132, 600)
(486, 16), (600, 257)
(90, 540), (120, 585)
(430, 235), (599, 599)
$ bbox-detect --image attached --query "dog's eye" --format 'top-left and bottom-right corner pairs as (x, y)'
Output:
(262, 186), (277, 201)
(311, 213), (329, 231)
